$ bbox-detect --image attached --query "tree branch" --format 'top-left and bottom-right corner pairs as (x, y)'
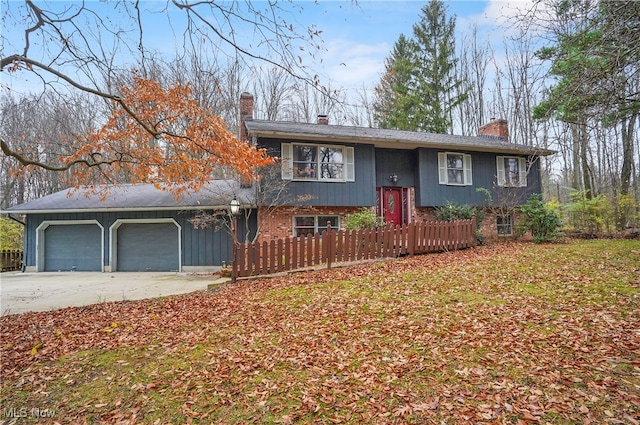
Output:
(1, 137), (118, 171)
(2, 55), (162, 138)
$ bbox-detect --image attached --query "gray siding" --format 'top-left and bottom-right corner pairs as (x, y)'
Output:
(415, 148), (542, 207)
(260, 138), (376, 207)
(23, 210), (253, 270)
(375, 148), (417, 187)
(259, 138), (542, 209)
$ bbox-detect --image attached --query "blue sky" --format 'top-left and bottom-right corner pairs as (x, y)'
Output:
(301, 0), (534, 91)
(1, 1), (538, 96)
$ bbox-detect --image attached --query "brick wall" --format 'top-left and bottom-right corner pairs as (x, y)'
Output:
(478, 119), (509, 142)
(239, 92), (254, 142)
(255, 192), (524, 243)
(257, 206), (360, 242)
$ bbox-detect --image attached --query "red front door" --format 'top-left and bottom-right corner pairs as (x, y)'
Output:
(382, 187), (403, 225)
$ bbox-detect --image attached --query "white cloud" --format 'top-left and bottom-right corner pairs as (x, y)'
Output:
(458, 0), (554, 36)
(318, 39), (390, 89)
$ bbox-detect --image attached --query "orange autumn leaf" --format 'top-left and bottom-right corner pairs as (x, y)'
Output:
(65, 76), (273, 197)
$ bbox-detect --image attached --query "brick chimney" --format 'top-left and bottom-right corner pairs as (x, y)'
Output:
(317, 114), (329, 125)
(239, 92), (254, 142)
(478, 118), (509, 142)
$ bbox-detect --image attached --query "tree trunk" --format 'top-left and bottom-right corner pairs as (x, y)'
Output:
(571, 123), (582, 192)
(620, 114), (637, 195)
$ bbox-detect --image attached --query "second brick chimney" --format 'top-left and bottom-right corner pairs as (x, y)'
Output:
(478, 119), (509, 142)
(317, 114), (329, 125)
(239, 92), (254, 142)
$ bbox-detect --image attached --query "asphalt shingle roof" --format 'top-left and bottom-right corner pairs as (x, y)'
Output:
(5, 180), (254, 214)
(6, 119), (555, 213)
(245, 119), (556, 156)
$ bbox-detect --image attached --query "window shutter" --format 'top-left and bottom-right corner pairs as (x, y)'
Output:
(496, 156), (505, 186)
(518, 157), (527, 187)
(463, 154), (472, 185)
(344, 147), (355, 181)
(438, 152), (447, 185)
(281, 143), (293, 180)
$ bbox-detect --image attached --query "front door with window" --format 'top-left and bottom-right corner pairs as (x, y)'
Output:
(381, 187), (403, 225)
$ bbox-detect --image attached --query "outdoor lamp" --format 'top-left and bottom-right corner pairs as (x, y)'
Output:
(229, 196), (240, 284)
(229, 197), (240, 215)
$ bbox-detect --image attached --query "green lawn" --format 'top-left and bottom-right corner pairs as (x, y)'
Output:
(1, 240), (639, 424)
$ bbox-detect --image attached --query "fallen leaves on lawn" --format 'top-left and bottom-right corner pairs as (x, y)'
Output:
(1, 240), (639, 424)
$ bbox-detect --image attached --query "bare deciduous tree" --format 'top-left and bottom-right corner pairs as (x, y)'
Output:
(1, 0), (325, 175)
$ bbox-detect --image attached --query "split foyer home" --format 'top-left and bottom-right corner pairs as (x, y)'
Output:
(4, 93), (554, 272)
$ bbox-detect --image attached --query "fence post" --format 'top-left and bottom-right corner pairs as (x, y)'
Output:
(407, 223), (414, 257)
(471, 217), (477, 247)
(326, 222), (332, 270)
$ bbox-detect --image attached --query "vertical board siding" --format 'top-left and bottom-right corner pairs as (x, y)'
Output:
(259, 138), (377, 207)
(22, 209), (241, 269)
(375, 148), (416, 188)
(416, 148), (542, 207)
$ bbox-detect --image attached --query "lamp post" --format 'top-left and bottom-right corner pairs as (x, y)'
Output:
(229, 197), (240, 283)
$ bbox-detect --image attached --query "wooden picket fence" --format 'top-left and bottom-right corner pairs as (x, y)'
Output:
(0, 249), (23, 272)
(234, 219), (476, 278)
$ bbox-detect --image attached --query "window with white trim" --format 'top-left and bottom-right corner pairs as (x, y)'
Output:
(281, 143), (354, 182)
(293, 216), (339, 237)
(496, 156), (527, 187)
(438, 152), (472, 185)
(497, 214), (513, 236)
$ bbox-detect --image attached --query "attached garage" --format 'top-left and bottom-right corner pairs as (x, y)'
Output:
(111, 219), (181, 272)
(37, 221), (104, 272)
(6, 181), (248, 272)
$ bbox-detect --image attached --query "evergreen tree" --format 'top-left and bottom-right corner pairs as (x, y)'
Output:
(411, 0), (466, 133)
(533, 0), (639, 196)
(373, 34), (418, 130)
(373, 0), (466, 133)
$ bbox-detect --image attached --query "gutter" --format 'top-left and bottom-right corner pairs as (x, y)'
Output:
(7, 213), (25, 226)
(247, 129), (557, 157)
(0, 205), (230, 215)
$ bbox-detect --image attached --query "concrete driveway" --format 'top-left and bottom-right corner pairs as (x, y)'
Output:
(0, 271), (229, 316)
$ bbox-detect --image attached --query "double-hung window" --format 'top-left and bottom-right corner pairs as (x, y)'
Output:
(496, 156), (527, 187)
(293, 216), (339, 237)
(438, 152), (472, 186)
(281, 143), (355, 182)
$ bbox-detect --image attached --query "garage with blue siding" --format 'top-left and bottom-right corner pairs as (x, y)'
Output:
(6, 181), (253, 273)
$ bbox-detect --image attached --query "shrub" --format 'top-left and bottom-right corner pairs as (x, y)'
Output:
(565, 191), (639, 234)
(518, 193), (563, 243)
(565, 191), (612, 235)
(434, 201), (486, 245)
(434, 201), (473, 221)
(433, 201), (485, 227)
(344, 208), (385, 230)
(0, 218), (23, 251)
